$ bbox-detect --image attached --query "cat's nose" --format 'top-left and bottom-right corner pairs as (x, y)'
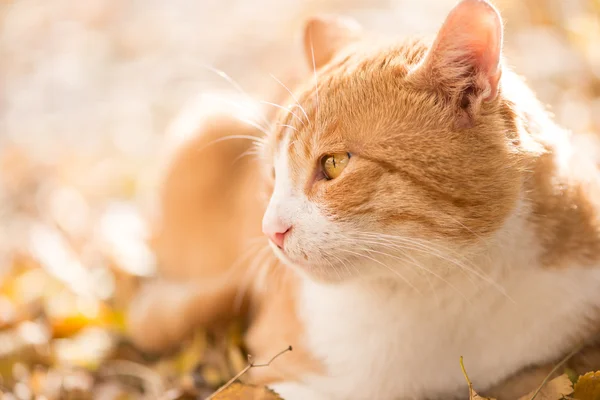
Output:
(263, 222), (291, 249)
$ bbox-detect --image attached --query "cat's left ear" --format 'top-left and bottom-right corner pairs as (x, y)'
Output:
(303, 15), (362, 70)
(411, 0), (503, 114)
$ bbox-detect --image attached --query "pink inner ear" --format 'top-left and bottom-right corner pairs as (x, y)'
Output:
(425, 0), (503, 101)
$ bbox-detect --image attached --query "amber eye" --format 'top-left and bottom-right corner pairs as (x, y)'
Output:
(321, 152), (350, 180)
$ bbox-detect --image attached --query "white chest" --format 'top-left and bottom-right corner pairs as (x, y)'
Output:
(285, 266), (600, 400)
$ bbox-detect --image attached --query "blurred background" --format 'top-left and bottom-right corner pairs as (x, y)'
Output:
(0, 0), (599, 398)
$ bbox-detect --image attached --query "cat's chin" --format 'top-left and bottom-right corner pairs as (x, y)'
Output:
(268, 241), (315, 271)
(267, 241), (350, 283)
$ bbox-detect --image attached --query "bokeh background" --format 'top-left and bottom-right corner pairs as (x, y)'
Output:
(1, 0), (599, 398)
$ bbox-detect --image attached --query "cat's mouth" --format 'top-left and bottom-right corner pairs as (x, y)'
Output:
(268, 240), (346, 283)
(268, 240), (301, 269)
(268, 240), (321, 275)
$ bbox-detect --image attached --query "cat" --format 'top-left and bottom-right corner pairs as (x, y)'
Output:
(127, 0), (600, 398)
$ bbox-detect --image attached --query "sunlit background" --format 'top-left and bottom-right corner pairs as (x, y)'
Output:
(0, 0), (599, 398)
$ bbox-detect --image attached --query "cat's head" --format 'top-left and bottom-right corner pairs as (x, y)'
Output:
(262, 0), (526, 282)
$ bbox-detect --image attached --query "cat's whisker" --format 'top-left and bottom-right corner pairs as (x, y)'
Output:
(307, 34), (320, 125)
(260, 101), (307, 129)
(338, 237), (469, 302)
(338, 248), (421, 295)
(230, 114), (271, 137)
(331, 251), (354, 278)
(328, 252), (359, 277)
(201, 64), (273, 130)
(352, 231), (484, 275)
(349, 231), (510, 300)
(348, 234), (482, 289)
(398, 249), (440, 304)
(233, 245), (272, 313)
(362, 243), (441, 302)
(276, 123), (298, 132)
(197, 134), (266, 155)
(323, 256), (343, 281)
(230, 148), (261, 167)
(359, 235), (486, 286)
(269, 73), (311, 127)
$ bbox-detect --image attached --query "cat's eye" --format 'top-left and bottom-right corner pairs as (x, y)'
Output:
(321, 152), (350, 180)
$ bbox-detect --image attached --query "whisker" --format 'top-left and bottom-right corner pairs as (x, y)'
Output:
(230, 148), (260, 167)
(341, 238), (469, 302)
(349, 231), (510, 300)
(330, 253), (355, 277)
(276, 123), (298, 132)
(201, 64), (273, 130)
(444, 214), (487, 242)
(260, 101), (307, 129)
(338, 248), (421, 295)
(197, 134), (265, 155)
(269, 73), (311, 126)
(233, 245), (271, 313)
(323, 256), (342, 281)
(308, 34), (320, 125)
(229, 113), (271, 137)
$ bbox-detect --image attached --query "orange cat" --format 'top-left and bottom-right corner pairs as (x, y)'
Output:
(127, 1), (600, 398)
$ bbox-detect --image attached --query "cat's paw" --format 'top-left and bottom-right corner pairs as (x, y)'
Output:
(126, 280), (195, 353)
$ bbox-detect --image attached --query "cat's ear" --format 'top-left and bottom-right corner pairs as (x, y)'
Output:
(303, 15), (362, 70)
(413, 0), (503, 111)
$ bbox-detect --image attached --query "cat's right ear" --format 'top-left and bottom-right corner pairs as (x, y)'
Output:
(303, 15), (362, 70)
(410, 0), (503, 124)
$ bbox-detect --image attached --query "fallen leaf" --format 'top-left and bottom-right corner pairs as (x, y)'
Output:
(211, 382), (282, 400)
(518, 374), (574, 400)
(174, 330), (207, 375)
(573, 371), (600, 400)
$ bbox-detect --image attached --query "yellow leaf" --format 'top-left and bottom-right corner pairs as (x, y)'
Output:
(211, 383), (282, 400)
(518, 374), (574, 400)
(48, 294), (114, 338)
(51, 314), (97, 338)
(174, 329), (207, 375)
(227, 344), (247, 377)
(573, 371), (600, 400)
(202, 365), (224, 388)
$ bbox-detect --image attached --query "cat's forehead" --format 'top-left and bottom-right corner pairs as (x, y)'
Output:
(268, 38), (462, 169)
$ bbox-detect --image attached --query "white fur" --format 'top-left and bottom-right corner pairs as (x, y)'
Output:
(265, 200), (600, 399)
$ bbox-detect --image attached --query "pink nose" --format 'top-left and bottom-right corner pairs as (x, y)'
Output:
(267, 227), (291, 249)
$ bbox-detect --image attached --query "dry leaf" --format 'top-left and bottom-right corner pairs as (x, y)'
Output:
(211, 383), (282, 400)
(573, 371), (600, 400)
(518, 374), (574, 400)
(470, 388), (496, 400)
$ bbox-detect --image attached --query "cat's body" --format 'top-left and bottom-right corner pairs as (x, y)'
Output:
(127, 1), (600, 399)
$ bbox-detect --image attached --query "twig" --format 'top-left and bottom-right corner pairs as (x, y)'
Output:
(528, 343), (584, 400)
(205, 345), (293, 400)
(460, 356), (475, 399)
